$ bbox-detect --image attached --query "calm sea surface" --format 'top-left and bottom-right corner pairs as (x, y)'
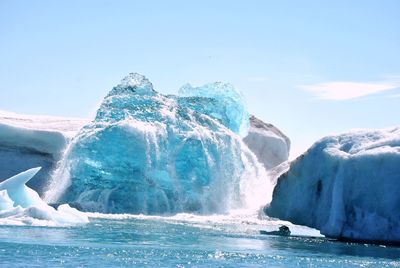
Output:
(0, 213), (399, 267)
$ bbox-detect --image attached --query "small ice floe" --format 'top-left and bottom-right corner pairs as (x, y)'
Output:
(0, 167), (88, 227)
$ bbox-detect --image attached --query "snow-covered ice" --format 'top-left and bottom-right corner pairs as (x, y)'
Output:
(0, 111), (86, 194)
(266, 127), (400, 243)
(0, 110), (87, 137)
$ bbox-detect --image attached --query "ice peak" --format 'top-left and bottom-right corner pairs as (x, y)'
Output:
(108, 73), (155, 96)
(119, 73), (152, 88)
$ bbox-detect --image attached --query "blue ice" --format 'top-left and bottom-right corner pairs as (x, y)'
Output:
(48, 73), (268, 214)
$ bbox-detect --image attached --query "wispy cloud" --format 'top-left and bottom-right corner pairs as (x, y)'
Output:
(300, 80), (399, 100)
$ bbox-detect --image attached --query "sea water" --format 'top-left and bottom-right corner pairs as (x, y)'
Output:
(0, 212), (399, 267)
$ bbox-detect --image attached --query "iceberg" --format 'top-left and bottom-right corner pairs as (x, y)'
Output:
(0, 167), (44, 208)
(46, 73), (271, 214)
(265, 127), (400, 244)
(0, 111), (287, 199)
(0, 167), (88, 226)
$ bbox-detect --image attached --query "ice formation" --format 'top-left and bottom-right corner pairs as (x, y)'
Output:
(266, 127), (400, 243)
(46, 73), (271, 214)
(243, 115), (290, 169)
(0, 111), (288, 199)
(179, 82), (249, 136)
(0, 111), (86, 194)
(0, 167), (88, 226)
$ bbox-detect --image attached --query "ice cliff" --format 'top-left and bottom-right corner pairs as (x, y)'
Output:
(45, 73), (272, 214)
(0, 111), (86, 195)
(266, 127), (400, 244)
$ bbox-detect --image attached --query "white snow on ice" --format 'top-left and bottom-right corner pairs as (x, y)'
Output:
(267, 126), (400, 243)
(0, 111), (87, 194)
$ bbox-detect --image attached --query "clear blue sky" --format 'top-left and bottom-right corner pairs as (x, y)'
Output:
(1, 0), (399, 157)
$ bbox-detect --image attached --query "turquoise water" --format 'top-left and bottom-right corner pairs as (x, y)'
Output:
(0, 214), (399, 267)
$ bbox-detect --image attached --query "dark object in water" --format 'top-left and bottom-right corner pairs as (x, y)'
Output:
(260, 225), (291, 236)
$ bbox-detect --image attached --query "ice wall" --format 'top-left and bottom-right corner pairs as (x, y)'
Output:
(46, 73), (271, 214)
(266, 127), (400, 244)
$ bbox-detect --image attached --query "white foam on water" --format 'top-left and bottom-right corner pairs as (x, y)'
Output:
(86, 209), (322, 237)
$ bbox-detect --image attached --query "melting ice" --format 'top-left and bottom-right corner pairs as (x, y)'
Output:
(46, 73), (271, 214)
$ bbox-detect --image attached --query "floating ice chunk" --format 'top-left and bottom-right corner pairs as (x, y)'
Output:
(0, 168), (88, 226)
(0, 167), (44, 207)
(0, 190), (13, 210)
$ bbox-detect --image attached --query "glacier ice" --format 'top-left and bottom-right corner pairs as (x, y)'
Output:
(46, 73), (271, 214)
(0, 110), (288, 200)
(266, 127), (400, 244)
(243, 115), (290, 169)
(0, 167), (44, 208)
(179, 82), (249, 136)
(0, 167), (88, 226)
